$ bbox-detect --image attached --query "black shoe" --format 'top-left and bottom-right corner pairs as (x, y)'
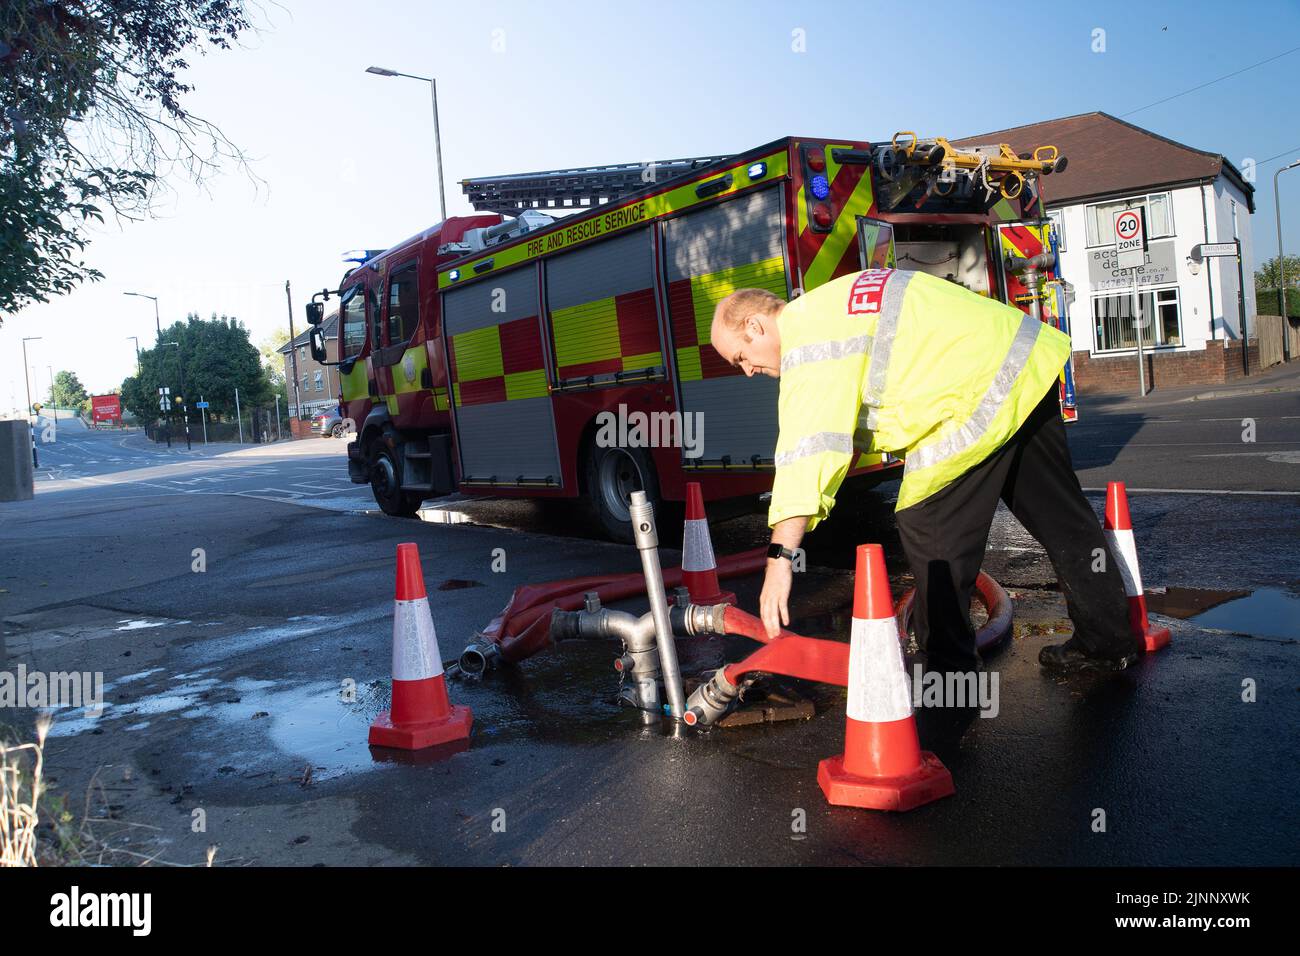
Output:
(1038, 639), (1139, 674)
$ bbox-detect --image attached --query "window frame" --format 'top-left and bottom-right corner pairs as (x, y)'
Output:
(1083, 191), (1175, 249)
(339, 283), (369, 361)
(1090, 284), (1184, 354)
(1046, 208), (1066, 253)
(384, 259), (421, 349)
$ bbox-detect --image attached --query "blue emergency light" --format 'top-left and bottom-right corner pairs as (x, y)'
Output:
(810, 174), (830, 200)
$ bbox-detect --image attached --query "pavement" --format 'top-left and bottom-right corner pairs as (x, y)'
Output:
(1, 398), (1297, 866)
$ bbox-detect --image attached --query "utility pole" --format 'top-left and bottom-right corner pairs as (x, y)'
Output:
(1275, 159), (1300, 360)
(286, 280), (302, 437)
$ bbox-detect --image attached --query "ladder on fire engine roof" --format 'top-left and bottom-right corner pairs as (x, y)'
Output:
(460, 155), (733, 214)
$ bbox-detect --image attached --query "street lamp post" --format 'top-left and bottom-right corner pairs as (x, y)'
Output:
(164, 341), (192, 451)
(124, 291), (161, 341)
(47, 366), (54, 420)
(127, 336), (141, 372)
(21, 336), (41, 466)
(365, 65), (447, 220)
(1274, 159), (1300, 361)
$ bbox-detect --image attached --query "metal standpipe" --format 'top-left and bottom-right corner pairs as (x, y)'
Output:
(549, 593), (662, 725)
(628, 491), (688, 721)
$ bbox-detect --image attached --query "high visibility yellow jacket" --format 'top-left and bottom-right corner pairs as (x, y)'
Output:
(768, 268), (1071, 529)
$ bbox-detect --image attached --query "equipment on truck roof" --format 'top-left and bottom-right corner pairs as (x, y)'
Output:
(460, 155), (731, 214)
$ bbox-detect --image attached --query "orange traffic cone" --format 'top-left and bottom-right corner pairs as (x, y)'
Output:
(681, 482), (735, 606)
(817, 543), (954, 812)
(369, 543), (473, 749)
(1104, 482), (1171, 652)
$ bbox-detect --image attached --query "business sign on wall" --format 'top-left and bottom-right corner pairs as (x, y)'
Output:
(1088, 239), (1177, 292)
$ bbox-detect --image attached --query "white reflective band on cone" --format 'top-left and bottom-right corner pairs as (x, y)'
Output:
(681, 518), (717, 572)
(392, 597), (443, 680)
(1105, 529), (1143, 598)
(845, 615), (913, 724)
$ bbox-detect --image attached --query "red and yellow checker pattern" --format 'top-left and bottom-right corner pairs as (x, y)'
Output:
(668, 257), (786, 382)
(448, 315), (550, 407)
(549, 287), (662, 381)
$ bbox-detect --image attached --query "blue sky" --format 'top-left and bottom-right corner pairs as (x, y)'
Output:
(3, 0), (1298, 406)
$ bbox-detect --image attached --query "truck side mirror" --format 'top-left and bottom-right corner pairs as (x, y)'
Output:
(309, 325), (327, 363)
(306, 302), (324, 326)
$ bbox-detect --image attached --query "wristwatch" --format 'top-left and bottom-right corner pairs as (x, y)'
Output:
(767, 543), (796, 562)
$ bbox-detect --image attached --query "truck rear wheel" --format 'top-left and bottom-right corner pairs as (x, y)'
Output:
(584, 441), (660, 544)
(369, 443), (423, 518)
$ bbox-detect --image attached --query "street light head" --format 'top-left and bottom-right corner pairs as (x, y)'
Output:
(366, 66), (399, 76)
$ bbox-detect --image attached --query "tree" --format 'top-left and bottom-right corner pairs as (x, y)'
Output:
(119, 312), (266, 422)
(259, 328), (289, 392)
(1255, 254), (1300, 292)
(0, 2), (257, 319)
(48, 369), (87, 408)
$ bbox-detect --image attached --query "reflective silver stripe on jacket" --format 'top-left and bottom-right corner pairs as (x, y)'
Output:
(903, 316), (1044, 475)
(863, 270), (915, 408)
(780, 333), (873, 374)
(774, 431), (854, 468)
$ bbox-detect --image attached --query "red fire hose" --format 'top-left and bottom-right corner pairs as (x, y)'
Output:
(488, 546), (768, 663)
(718, 571), (1013, 688)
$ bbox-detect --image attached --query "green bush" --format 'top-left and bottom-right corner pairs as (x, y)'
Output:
(1256, 288), (1300, 318)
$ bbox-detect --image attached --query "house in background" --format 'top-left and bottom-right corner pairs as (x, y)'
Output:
(956, 112), (1257, 392)
(278, 311), (338, 437)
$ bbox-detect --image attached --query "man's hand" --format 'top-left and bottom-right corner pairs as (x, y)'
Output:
(760, 557), (793, 638)
(762, 515), (809, 639)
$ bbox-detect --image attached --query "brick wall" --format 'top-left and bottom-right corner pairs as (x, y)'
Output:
(1072, 339), (1261, 394)
(288, 417), (314, 439)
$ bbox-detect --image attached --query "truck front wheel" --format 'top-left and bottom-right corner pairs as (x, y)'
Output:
(370, 443), (423, 518)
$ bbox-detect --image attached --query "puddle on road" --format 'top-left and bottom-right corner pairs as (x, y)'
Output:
(1182, 588), (1300, 640)
(1145, 585), (1300, 639)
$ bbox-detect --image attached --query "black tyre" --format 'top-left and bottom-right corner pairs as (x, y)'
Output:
(369, 442), (423, 518)
(583, 440), (660, 544)
(330, 422), (347, 439)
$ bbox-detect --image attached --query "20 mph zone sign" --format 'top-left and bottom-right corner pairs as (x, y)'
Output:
(1114, 208), (1146, 270)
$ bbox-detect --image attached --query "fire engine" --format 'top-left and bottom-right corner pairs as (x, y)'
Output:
(307, 133), (1074, 541)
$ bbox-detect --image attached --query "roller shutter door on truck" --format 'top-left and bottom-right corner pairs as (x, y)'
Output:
(662, 186), (789, 466)
(544, 228), (664, 388)
(442, 266), (563, 485)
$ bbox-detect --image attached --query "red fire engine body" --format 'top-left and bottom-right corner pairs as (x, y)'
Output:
(315, 134), (1073, 541)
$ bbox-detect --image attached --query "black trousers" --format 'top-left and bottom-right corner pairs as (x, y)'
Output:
(894, 386), (1139, 668)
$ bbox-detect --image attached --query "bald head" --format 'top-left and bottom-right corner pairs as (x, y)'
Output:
(709, 288), (786, 379)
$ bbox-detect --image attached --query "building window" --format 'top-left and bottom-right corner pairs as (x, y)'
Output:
(1047, 209), (1065, 252)
(1092, 287), (1183, 352)
(314, 370), (323, 392)
(299, 346), (307, 361)
(1084, 192), (1175, 248)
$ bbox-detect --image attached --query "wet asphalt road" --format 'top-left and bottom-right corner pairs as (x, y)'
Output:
(1, 403), (1297, 866)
